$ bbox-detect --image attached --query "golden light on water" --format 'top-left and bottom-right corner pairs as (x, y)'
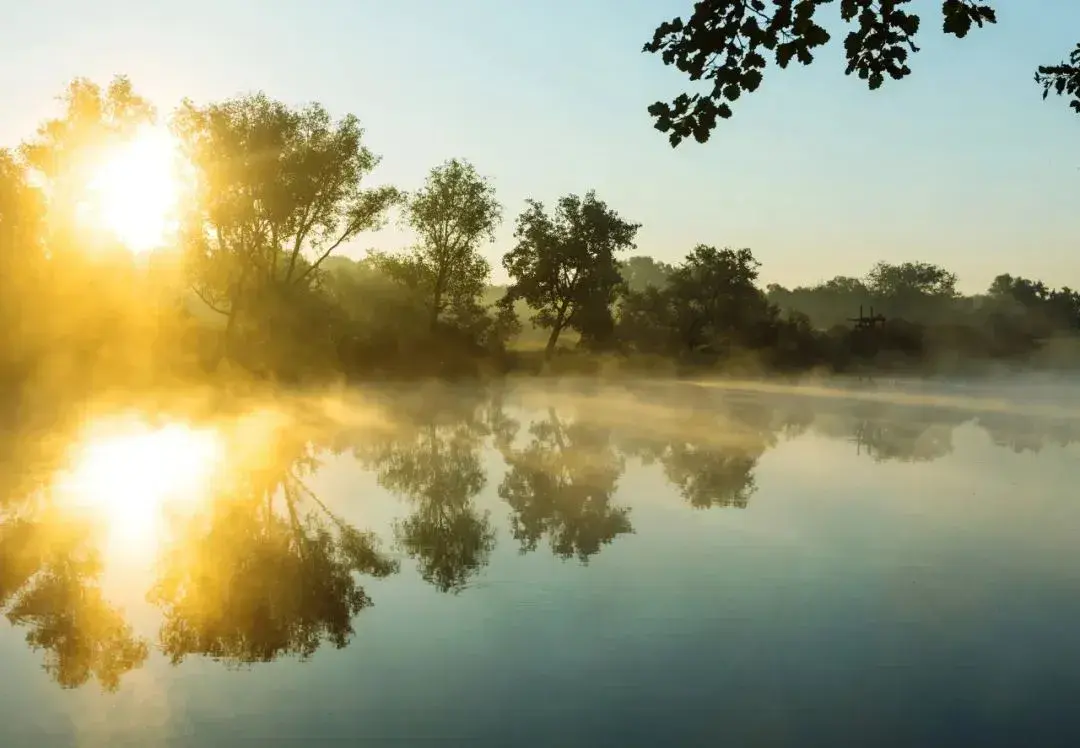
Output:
(84, 125), (184, 253)
(55, 419), (223, 551)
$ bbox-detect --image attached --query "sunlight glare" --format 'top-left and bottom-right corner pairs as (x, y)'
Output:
(86, 125), (183, 253)
(56, 419), (223, 551)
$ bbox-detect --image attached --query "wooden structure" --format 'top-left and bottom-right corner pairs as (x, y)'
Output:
(847, 305), (886, 331)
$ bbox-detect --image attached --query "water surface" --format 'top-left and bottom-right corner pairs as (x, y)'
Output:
(2, 379), (1078, 747)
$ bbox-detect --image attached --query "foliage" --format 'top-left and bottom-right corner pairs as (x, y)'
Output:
(501, 191), (640, 359)
(644, 1), (1075, 146)
(620, 255), (674, 293)
(2, 74), (1080, 390)
(867, 260), (958, 299)
(360, 418), (495, 594)
(394, 158), (501, 331)
(619, 245), (778, 358)
(1036, 43), (1080, 114)
(173, 92), (399, 365)
(498, 411), (632, 562)
(0, 150), (47, 367)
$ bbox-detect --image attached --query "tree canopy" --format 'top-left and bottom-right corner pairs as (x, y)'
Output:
(501, 191), (641, 359)
(173, 92), (398, 365)
(644, 1), (1079, 146)
(380, 158), (501, 332)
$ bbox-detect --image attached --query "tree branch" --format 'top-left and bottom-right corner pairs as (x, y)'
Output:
(191, 285), (230, 316)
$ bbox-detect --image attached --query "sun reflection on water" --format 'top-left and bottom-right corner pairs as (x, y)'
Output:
(54, 418), (224, 554)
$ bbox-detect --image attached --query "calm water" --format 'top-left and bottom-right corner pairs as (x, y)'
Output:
(2, 379), (1079, 747)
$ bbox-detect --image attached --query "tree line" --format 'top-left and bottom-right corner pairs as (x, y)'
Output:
(1, 76), (1077, 396)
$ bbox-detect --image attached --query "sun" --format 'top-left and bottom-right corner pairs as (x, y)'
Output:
(85, 125), (184, 253)
(54, 418), (223, 553)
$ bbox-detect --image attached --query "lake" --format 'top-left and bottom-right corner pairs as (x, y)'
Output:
(2, 378), (1078, 747)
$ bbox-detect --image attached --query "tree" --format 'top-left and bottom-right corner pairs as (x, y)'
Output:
(0, 150), (46, 367)
(10, 76), (167, 385)
(501, 191), (640, 359)
(391, 158), (501, 332)
(173, 93), (399, 362)
(644, 1), (1076, 146)
(665, 245), (772, 353)
(988, 273), (1049, 308)
(618, 245), (781, 357)
(867, 260), (957, 298)
(21, 76), (156, 239)
(986, 273), (1080, 335)
(767, 275), (874, 329)
(620, 255), (674, 292)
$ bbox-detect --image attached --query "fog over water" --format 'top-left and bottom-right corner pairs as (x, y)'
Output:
(2, 377), (1078, 747)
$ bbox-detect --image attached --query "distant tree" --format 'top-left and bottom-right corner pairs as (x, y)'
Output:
(867, 261), (957, 299)
(0, 150), (46, 364)
(988, 273), (1049, 308)
(388, 159), (501, 332)
(986, 273), (1080, 334)
(619, 245), (779, 357)
(644, 1), (1076, 146)
(173, 93), (399, 362)
(821, 275), (873, 297)
(620, 255), (675, 293)
(501, 191), (640, 359)
(665, 245), (772, 352)
(768, 275), (874, 329)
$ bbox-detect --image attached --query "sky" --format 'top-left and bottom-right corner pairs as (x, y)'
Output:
(0, 0), (1076, 292)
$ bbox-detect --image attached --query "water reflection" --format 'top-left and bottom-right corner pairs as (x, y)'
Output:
(54, 417), (222, 551)
(354, 394), (496, 594)
(499, 407), (632, 561)
(0, 406), (398, 688)
(811, 399), (967, 462)
(149, 413), (398, 665)
(1, 381), (1078, 695)
(0, 509), (148, 691)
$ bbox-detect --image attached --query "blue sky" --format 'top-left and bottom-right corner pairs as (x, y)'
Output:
(1, 0), (1076, 291)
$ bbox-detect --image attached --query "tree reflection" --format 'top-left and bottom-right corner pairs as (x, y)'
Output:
(149, 425), (398, 665)
(661, 445), (761, 509)
(2, 384), (1077, 694)
(0, 509), (149, 691)
(499, 408), (632, 562)
(977, 412), (1080, 454)
(1, 404), (398, 687)
(619, 392), (778, 510)
(811, 399), (963, 462)
(356, 395), (495, 593)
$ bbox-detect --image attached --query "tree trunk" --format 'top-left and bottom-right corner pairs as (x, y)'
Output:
(544, 324), (562, 361)
(430, 286), (443, 332)
(220, 305), (238, 364)
(429, 263), (448, 333)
